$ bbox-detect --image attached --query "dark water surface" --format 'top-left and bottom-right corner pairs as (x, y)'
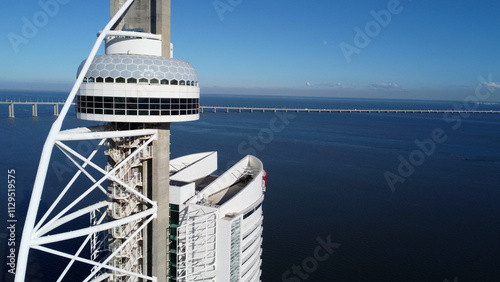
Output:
(1, 91), (499, 281)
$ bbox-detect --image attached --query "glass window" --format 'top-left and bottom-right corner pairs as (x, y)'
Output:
(186, 81), (191, 86)
(104, 97), (113, 102)
(116, 77), (125, 83)
(115, 110), (125, 115)
(105, 77), (114, 83)
(151, 110), (160, 115)
(96, 77), (104, 83)
(179, 80), (185, 86)
(95, 109), (103, 114)
(115, 103), (125, 109)
(139, 110), (149, 116)
(127, 98), (137, 103)
(161, 110), (170, 116)
(94, 97), (103, 102)
(104, 109), (113, 115)
(115, 97), (125, 103)
(171, 79), (178, 85)
(150, 78), (159, 84)
(161, 79), (169, 85)
(138, 98), (149, 104)
(127, 78), (137, 83)
(139, 78), (148, 84)
(87, 77), (95, 83)
(150, 98), (160, 104)
(127, 110), (137, 115)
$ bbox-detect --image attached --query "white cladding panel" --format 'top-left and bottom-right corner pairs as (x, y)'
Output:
(105, 37), (162, 56)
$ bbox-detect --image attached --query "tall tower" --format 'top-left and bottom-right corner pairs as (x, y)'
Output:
(110, 0), (171, 57)
(78, 0), (196, 280)
(16, 1), (265, 281)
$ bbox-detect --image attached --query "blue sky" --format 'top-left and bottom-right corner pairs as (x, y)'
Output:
(1, 0), (500, 100)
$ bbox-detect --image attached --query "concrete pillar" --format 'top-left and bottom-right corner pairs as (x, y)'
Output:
(250, 109), (253, 113)
(54, 104), (59, 116)
(32, 104), (38, 117)
(8, 104), (14, 118)
(151, 125), (171, 282)
(213, 108), (216, 113)
(225, 108), (229, 113)
(111, 0), (171, 58)
(238, 108), (241, 113)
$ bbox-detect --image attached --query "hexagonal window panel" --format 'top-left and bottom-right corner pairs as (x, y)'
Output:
(132, 70), (143, 78)
(105, 64), (115, 71)
(110, 70), (120, 77)
(116, 64), (126, 71)
(126, 64), (138, 71)
(121, 70), (132, 78)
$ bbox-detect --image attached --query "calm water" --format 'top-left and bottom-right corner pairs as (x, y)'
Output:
(1, 91), (500, 281)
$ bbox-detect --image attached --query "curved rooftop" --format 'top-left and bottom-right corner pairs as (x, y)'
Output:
(77, 54), (198, 82)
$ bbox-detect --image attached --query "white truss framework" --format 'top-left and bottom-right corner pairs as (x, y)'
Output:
(14, 0), (161, 281)
(176, 206), (217, 282)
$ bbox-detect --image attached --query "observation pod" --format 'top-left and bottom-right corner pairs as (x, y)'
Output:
(75, 33), (200, 123)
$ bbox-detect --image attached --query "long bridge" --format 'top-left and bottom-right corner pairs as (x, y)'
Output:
(1, 101), (499, 117)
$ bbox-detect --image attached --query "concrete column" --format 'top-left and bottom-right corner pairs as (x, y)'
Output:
(54, 104), (59, 116)
(32, 104), (38, 117)
(151, 124), (171, 282)
(9, 104), (14, 118)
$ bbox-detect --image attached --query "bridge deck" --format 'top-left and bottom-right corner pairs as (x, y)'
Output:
(1, 101), (499, 116)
